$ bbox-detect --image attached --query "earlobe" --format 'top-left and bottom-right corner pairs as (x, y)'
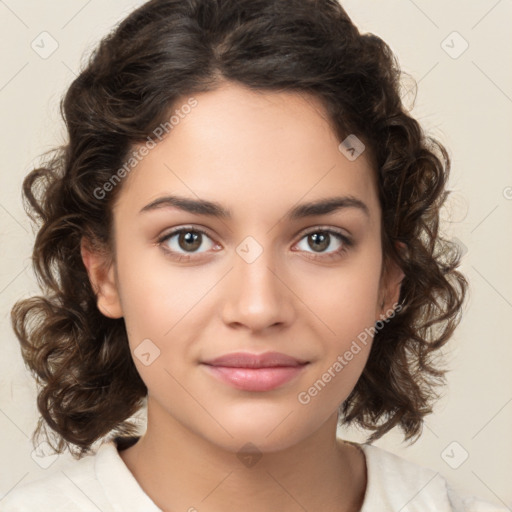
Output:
(80, 236), (123, 319)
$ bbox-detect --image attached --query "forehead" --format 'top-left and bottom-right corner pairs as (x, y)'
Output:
(114, 82), (379, 222)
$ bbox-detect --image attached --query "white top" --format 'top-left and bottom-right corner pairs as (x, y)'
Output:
(0, 438), (507, 511)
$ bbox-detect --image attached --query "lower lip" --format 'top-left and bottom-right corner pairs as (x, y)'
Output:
(201, 364), (308, 391)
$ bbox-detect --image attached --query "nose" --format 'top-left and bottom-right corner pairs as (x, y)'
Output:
(220, 243), (295, 332)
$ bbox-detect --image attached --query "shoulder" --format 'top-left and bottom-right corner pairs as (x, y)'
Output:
(1, 439), (161, 512)
(0, 443), (113, 512)
(358, 443), (509, 512)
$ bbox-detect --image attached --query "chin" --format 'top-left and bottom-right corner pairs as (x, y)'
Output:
(201, 411), (319, 454)
(210, 430), (308, 456)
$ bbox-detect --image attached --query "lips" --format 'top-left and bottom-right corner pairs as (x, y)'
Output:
(201, 351), (309, 368)
(201, 351), (310, 391)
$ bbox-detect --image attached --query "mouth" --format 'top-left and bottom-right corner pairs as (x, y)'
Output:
(200, 351), (310, 391)
(201, 351), (309, 368)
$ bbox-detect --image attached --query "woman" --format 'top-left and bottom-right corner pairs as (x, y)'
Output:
(5, 0), (503, 510)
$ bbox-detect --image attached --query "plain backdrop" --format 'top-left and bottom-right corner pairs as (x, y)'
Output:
(1, 0), (511, 508)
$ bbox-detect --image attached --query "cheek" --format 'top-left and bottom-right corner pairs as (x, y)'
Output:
(113, 242), (201, 395)
(300, 244), (383, 332)
(299, 246), (382, 376)
(114, 236), (210, 338)
(294, 278), (380, 414)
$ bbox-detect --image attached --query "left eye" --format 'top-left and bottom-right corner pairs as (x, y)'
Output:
(295, 230), (349, 255)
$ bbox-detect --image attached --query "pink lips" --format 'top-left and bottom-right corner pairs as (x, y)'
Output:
(201, 351), (309, 391)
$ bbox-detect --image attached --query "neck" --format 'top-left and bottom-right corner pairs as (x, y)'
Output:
(119, 398), (367, 512)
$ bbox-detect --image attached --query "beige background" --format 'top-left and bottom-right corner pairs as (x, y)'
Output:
(1, 0), (511, 507)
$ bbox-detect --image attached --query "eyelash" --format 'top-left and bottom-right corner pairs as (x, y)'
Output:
(157, 226), (353, 263)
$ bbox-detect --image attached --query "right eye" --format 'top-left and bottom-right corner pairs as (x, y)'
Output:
(158, 226), (220, 261)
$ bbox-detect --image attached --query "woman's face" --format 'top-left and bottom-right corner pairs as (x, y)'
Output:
(87, 82), (401, 453)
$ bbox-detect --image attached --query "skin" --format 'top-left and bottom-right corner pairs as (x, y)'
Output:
(81, 81), (403, 512)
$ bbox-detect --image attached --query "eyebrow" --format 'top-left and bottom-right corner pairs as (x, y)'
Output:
(139, 194), (370, 220)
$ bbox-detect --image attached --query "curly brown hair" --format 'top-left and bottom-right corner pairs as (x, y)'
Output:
(11, 0), (467, 458)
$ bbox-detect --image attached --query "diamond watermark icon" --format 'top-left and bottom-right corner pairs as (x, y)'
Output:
(31, 441), (59, 469)
(338, 135), (365, 161)
(134, 338), (161, 366)
(236, 236), (263, 264)
(441, 441), (469, 469)
(451, 236), (468, 258)
(31, 31), (59, 59)
(441, 32), (469, 59)
(237, 442), (263, 468)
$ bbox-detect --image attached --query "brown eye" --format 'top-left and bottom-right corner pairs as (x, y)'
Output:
(158, 227), (218, 261)
(176, 230), (202, 252)
(307, 232), (330, 252)
(295, 228), (353, 261)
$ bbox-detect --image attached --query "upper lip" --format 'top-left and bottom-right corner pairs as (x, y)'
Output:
(202, 351), (309, 368)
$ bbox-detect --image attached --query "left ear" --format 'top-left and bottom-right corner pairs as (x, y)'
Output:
(377, 242), (405, 320)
